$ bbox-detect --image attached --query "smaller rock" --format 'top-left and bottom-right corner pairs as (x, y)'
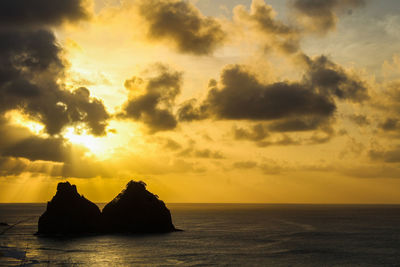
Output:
(38, 181), (101, 235)
(102, 180), (176, 233)
(0, 222), (9, 226)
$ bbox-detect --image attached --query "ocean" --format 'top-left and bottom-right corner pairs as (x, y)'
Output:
(0, 203), (400, 266)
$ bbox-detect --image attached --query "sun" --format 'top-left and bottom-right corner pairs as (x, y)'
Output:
(63, 127), (108, 156)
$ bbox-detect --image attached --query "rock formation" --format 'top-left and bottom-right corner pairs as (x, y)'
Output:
(38, 182), (102, 235)
(102, 180), (176, 233)
(37, 180), (177, 235)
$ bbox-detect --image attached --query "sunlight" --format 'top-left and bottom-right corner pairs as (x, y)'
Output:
(64, 127), (107, 156)
(62, 121), (142, 160)
(5, 110), (45, 135)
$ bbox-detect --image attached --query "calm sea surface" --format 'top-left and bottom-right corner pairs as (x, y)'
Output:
(0, 203), (400, 266)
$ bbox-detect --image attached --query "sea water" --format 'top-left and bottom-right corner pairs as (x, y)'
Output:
(0, 203), (400, 266)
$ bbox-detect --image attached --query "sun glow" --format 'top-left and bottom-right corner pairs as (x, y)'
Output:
(5, 110), (45, 135)
(63, 127), (108, 156)
(62, 121), (142, 160)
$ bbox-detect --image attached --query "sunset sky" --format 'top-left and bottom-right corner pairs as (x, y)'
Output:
(1, 0), (400, 203)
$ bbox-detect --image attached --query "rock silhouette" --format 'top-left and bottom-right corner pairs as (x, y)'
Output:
(37, 180), (177, 235)
(38, 182), (102, 235)
(102, 180), (176, 233)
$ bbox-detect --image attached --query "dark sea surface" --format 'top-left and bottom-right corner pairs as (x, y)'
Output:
(0, 203), (400, 266)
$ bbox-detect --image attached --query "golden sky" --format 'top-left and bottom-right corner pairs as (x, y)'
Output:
(1, 0), (400, 203)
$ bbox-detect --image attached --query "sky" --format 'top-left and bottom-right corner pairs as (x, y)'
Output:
(1, 0), (400, 203)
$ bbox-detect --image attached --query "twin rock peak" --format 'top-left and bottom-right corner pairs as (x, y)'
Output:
(38, 180), (178, 235)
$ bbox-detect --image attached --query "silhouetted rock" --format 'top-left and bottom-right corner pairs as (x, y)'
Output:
(101, 180), (176, 233)
(0, 222), (8, 226)
(38, 182), (101, 235)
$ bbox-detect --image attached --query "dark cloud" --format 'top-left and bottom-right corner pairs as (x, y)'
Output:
(234, 0), (300, 54)
(176, 145), (225, 159)
(233, 124), (269, 142)
(0, 117), (68, 163)
(380, 118), (399, 132)
(0, 0), (130, 179)
(303, 55), (369, 102)
(0, 28), (109, 136)
(0, 0), (108, 137)
(120, 64), (182, 133)
(232, 121), (334, 147)
(291, 0), (365, 34)
(369, 148), (400, 163)
(177, 55), (366, 148)
(178, 64), (336, 122)
(2, 136), (68, 162)
(0, 0), (89, 27)
(267, 116), (330, 132)
(177, 99), (207, 122)
(237, 0), (295, 35)
(374, 83), (400, 135)
(138, 0), (225, 55)
(306, 133), (334, 145)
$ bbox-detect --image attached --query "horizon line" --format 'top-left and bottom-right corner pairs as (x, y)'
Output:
(1, 202), (400, 205)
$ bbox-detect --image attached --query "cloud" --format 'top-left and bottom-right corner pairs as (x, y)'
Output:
(374, 82), (400, 135)
(163, 138), (183, 151)
(290, 0), (365, 34)
(0, 116), (112, 178)
(256, 134), (301, 147)
(380, 118), (399, 132)
(267, 116), (331, 132)
(137, 0), (226, 55)
(233, 124), (269, 142)
(194, 149), (225, 159)
(0, 1), (110, 136)
(0, 117), (68, 163)
(177, 99), (206, 122)
(348, 114), (370, 126)
(177, 55), (366, 148)
(120, 64), (182, 133)
(232, 159), (285, 174)
(369, 148), (400, 163)
(234, 0), (300, 54)
(233, 161), (258, 169)
(0, 0), (89, 27)
(232, 121), (334, 147)
(177, 147), (225, 159)
(0, 156), (62, 177)
(303, 55), (369, 102)
(178, 64), (336, 122)
(2, 136), (69, 162)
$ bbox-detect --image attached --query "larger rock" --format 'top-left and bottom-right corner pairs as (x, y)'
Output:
(102, 180), (176, 233)
(38, 182), (101, 235)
